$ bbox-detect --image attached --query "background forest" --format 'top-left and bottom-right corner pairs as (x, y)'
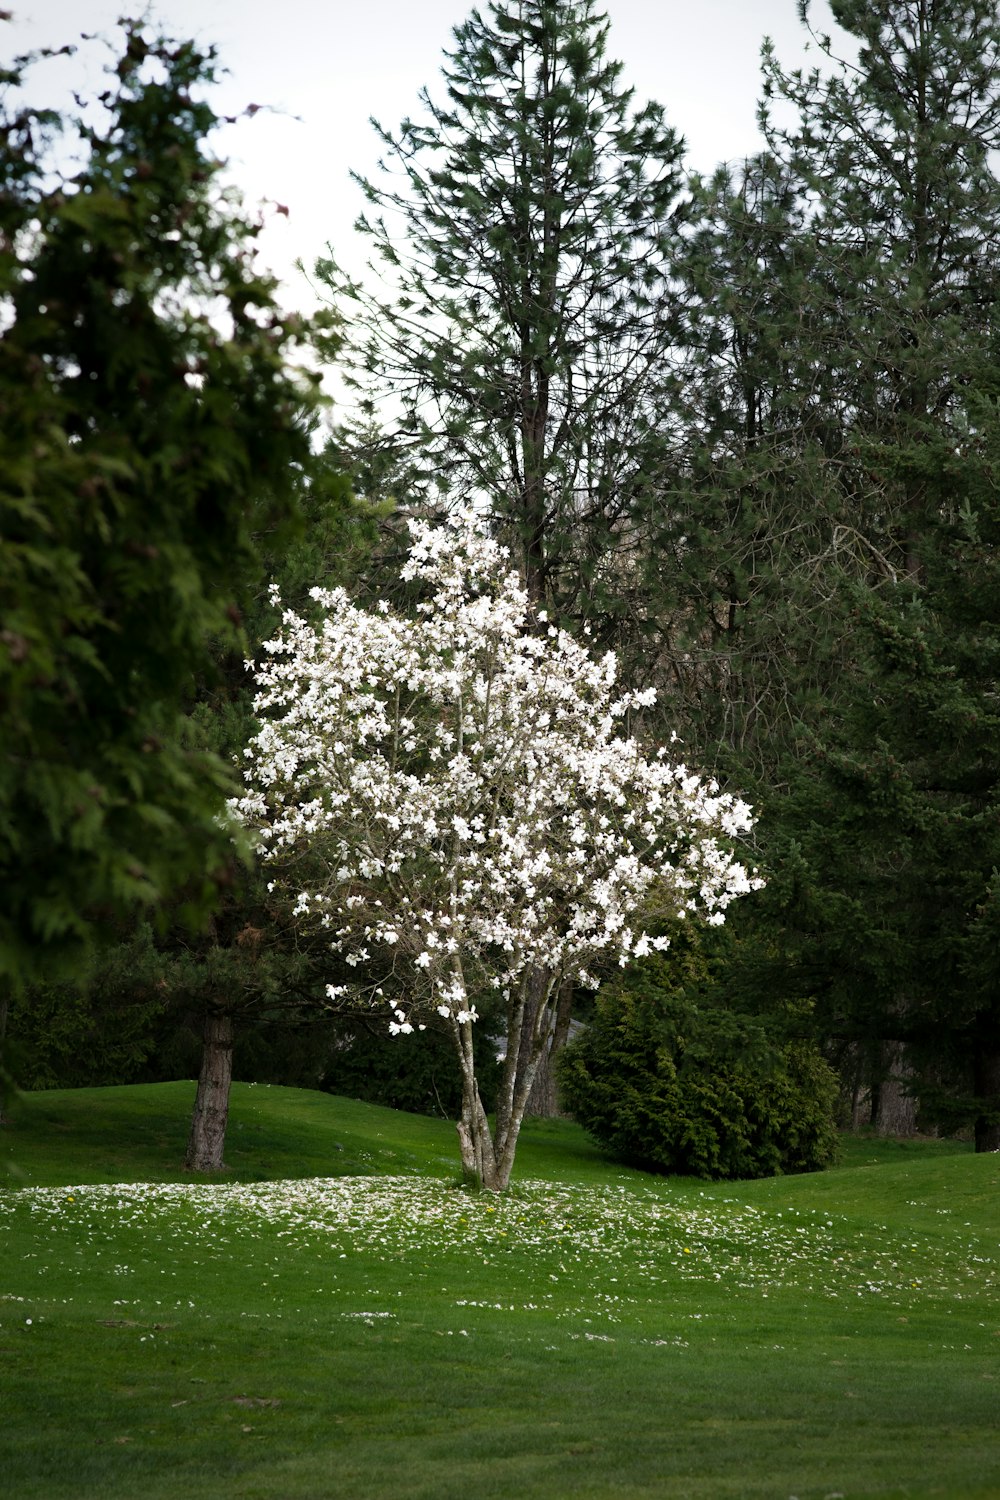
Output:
(4, 0), (1000, 1171)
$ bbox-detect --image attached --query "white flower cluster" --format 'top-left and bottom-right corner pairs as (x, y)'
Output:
(233, 512), (762, 1023)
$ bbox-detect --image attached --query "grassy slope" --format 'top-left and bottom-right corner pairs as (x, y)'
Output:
(0, 1079), (627, 1188)
(1, 1083), (998, 1500)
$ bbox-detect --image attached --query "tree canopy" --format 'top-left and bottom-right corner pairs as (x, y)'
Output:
(320, 0), (686, 623)
(0, 20), (340, 986)
(234, 514), (762, 1188)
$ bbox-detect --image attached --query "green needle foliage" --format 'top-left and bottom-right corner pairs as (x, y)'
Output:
(558, 936), (839, 1180)
(0, 19), (337, 987)
(651, 0), (1000, 1140)
(753, 0), (1000, 1142)
(653, 151), (847, 778)
(777, 506), (1000, 1150)
(321, 0), (686, 621)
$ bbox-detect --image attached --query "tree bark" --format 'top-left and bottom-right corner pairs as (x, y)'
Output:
(873, 1040), (918, 1137)
(453, 966), (558, 1192)
(455, 1020), (512, 1191)
(456, 1076), (502, 1191)
(973, 1046), (1000, 1153)
(0, 977), (9, 1126)
(525, 978), (573, 1117)
(186, 1010), (234, 1172)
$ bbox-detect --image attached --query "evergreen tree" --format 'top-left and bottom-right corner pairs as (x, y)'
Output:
(558, 935), (839, 1180)
(644, 152), (850, 782)
(668, 0), (1000, 1141)
(319, 0), (686, 621)
(0, 20), (338, 989)
(759, 0), (1000, 581)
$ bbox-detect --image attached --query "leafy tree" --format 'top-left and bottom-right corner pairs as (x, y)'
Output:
(319, 0), (686, 620)
(0, 19), (337, 993)
(233, 514), (762, 1190)
(2, 924), (168, 1092)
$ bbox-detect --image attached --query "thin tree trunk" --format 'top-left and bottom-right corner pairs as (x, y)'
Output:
(456, 1074), (501, 1191)
(453, 968), (559, 1192)
(0, 977), (10, 1125)
(973, 1046), (1000, 1153)
(525, 977), (573, 1117)
(186, 1010), (234, 1172)
(490, 972), (557, 1188)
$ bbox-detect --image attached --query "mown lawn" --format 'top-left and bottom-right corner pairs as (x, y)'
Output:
(1, 1083), (997, 1499)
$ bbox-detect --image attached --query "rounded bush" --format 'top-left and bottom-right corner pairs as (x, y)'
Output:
(558, 953), (838, 1180)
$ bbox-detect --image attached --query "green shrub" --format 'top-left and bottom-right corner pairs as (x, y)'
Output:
(6, 925), (168, 1090)
(557, 947), (838, 1180)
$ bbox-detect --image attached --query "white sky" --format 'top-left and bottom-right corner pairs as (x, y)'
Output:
(9, 0), (843, 311)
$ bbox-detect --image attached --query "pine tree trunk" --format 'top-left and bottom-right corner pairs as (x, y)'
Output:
(873, 1040), (918, 1137)
(186, 1010), (233, 1172)
(973, 1047), (1000, 1153)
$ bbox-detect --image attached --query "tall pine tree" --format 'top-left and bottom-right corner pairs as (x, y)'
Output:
(665, 0), (1000, 1142)
(319, 0), (686, 621)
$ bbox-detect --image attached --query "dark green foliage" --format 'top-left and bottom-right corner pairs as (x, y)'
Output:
(140, 995), (344, 1091)
(4, 925), (168, 1090)
(322, 0), (686, 620)
(642, 0), (1000, 1144)
(733, 0), (1000, 1145)
(4, 910), (345, 1094)
(0, 19), (335, 986)
(230, 1015), (344, 1090)
(558, 943), (839, 1180)
(770, 510), (1000, 1149)
(655, 0), (1000, 782)
(651, 153), (850, 781)
(320, 1019), (501, 1119)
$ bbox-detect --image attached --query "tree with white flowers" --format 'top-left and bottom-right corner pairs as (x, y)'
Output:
(234, 516), (762, 1190)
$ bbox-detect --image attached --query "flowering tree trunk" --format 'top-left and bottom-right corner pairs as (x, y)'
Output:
(185, 1010), (233, 1172)
(454, 964), (558, 1191)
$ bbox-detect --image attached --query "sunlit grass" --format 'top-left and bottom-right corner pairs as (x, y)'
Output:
(1, 1083), (998, 1498)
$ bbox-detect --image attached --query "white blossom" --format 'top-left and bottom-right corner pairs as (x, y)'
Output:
(231, 513), (763, 1189)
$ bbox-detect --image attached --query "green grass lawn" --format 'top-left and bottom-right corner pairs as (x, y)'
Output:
(1, 1082), (998, 1499)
